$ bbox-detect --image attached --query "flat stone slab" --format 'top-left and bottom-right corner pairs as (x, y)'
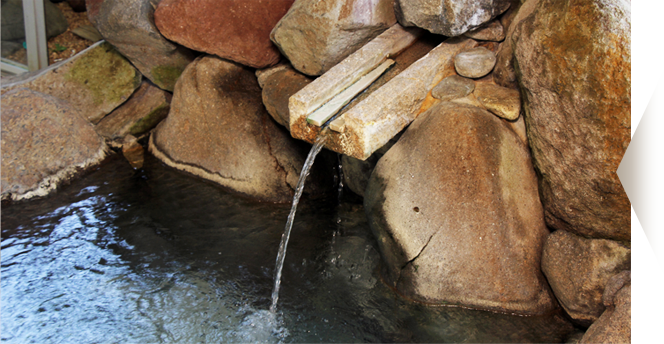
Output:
(1, 41), (142, 124)
(454, 46), (497, 78)
(290, 34), (476, 160)
(1, 88), (107, 201)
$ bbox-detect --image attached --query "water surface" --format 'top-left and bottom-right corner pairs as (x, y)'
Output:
(1, 153), (576, 343)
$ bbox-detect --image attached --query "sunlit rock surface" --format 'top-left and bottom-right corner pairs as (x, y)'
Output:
(271, 0), (397, 76)
(1, 88), (107, 201)
(87, 0), (194, 91)
(513, 0), (631, 242)
(365, 102), (555, 315)
(395, 0), (511, 36)
(149, 56), (332, 203)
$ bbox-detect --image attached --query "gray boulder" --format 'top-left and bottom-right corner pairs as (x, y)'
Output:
(395, 0), (512, 37)
(149, 55), (333, 203)
(541, 230), (630, 326)
(1, 88), (107, 201)
(513, 0), (631, 242)
(365, 102), (555, 315)
(87, 0), (195, 91)
(270, 0), (396, 76)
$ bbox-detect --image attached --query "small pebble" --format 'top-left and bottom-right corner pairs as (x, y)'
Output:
(474, 83), (521, 120)
(454, 47), (497, 79)
(432, 75), (475, 101)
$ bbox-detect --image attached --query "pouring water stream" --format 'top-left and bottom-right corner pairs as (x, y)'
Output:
(270, 130), (329, 313)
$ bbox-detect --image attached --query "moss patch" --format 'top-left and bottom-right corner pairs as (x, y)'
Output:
(129, 103), (170, 136)
(65, 42), (141, 105)
(151, 65), (184, 91)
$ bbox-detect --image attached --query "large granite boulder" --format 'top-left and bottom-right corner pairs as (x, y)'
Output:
(541, 230), (630, 326)
(149, 56), (333, 203)
(271, 0), (396, 76)
(87, 0), (195, 91)
(154, 0), (293, 69)
(365, 102), (555, 315)
(1, 41), (142, 124)
(1, 88), (107, 201)
(95, 81), (171, 145)
(395, 0), (512, 37)
(513, 0), (631, 242)
(1, 0), (68, 41)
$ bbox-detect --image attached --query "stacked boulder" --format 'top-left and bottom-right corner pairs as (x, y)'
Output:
(2, 0), (632, 340)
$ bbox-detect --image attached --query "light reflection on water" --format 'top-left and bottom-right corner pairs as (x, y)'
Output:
(1, 153), (577, 343)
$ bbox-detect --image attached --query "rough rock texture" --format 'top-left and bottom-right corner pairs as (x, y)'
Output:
(580, 280), (631, 343)
(365, 102), (555, 315)
(474, 82), (521, 120)
(454, 47), (497, 78)
(513, 0), (631, 242)
(1, 88), (107, 201)
(154, 0), (292, 69)
(149, 56), (332, 203)
(341, 137), (397, 198)
(256, 64), (313, 127)
(395, 0), (511, 37)
(271, 0), (397, 76)
(95, 81), (172, 144)
(493, 0), (537, 89)
(432, 75), (475, 101)
(1, 41), (142, 124)
(464, 20), (505, 41)
(541, 230), (630, 326)
(88, 0), (195, 91)
(1, 0), (68, 40)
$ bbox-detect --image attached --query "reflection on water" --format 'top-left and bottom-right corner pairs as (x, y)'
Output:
(2, 153), (576, 343)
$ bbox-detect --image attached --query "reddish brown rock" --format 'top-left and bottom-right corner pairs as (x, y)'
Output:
(513, 0), (631, 242)
(154, 0), (293, 69)
(365, 102), (555, 315)
(149, 56), (333, 203)
(122, 135), (144, 169)
(1, 88), (107, 201)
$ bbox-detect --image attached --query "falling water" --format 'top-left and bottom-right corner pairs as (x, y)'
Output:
(270, 131), (329, 313)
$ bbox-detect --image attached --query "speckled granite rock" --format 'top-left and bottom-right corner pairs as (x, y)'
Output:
(395, 0), (511, 36)
(365, 102), (555, 315)
(513, 0), (631, 241)
(1, 88), (107, 201)
(1, 41), (142, 124)
(271, 0), (397, 76)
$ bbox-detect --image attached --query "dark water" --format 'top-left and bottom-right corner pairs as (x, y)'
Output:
(1, 152), (576, 343)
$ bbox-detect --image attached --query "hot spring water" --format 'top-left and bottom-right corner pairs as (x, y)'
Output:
(1, 143), (577, 343)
